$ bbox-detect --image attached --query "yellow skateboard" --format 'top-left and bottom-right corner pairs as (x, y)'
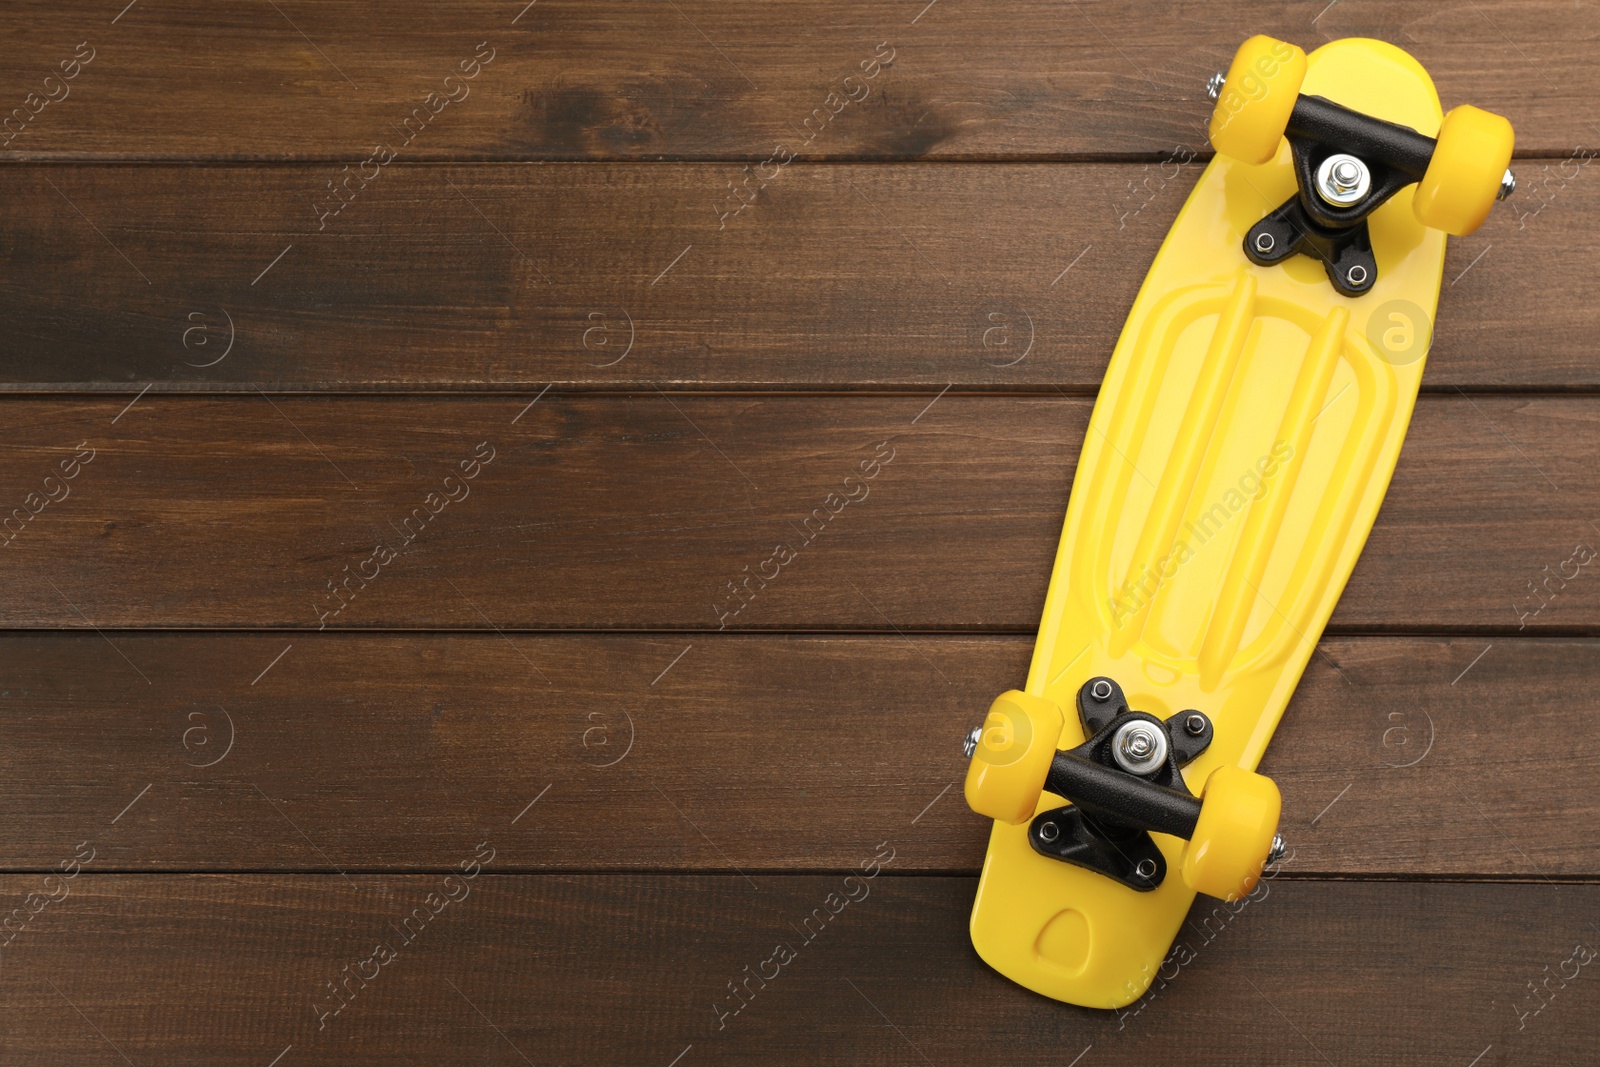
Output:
(962, 36), (1515, 1009)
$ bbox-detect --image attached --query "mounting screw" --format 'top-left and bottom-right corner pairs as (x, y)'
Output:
(1039, 821), (1060, 843)
(1184, 713), (1207, 736)
(1346, 264), (1369, 287)
(1254, 232), (1276, 254)
(1090, 679), (1114, 701)
(1112, 720), (1169, 776)
(1205, 71), (1225, 101)
(962, 725), (981, 759)
(1315, 153), (1372, 206)
(1267, 835), (1287, 865)
(1499, 168), (1516, 201)
(1134, 858), (1158, 880)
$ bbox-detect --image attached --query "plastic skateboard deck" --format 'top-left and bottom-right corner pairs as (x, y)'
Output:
(968, 38), (1461, 1009)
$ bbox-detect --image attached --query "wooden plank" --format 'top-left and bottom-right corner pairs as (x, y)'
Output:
(1, 873), (1594, 1064)
(1, 395), (1596, 631)
(1, 1), (1591, 161)
(0, 633), (1591, 877)
(0, 161), (1589, 390)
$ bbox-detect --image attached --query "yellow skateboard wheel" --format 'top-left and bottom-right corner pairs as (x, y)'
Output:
(1209, 35), (1308, 165)
(963, 690), (1063, 825)
(1413, 104), (1515, 235)
(1180, 765), (1281, 901)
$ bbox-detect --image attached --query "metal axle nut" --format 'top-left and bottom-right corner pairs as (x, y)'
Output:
(1267, 835), (1287, 866)
(1111, 720), (1169, 776)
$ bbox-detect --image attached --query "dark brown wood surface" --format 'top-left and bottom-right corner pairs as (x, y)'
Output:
(5, 2), (1596, 1062)
(1, 0), (1593, 160)
(0, 633), (1593, 877)
(0, 395), (1594, 630)
(2, 875), (1596, 1065)
(0, 161), (1594, 390)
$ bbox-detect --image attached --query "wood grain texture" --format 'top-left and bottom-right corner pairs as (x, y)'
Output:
(1, 0), (1592, 161)
(6, 3), (1596, 1050)
(0, 395), (1593, 631)
(0, 633), (1593, 877)
(1, 874), (1595, 1065)
(0, 161), (1591, 390)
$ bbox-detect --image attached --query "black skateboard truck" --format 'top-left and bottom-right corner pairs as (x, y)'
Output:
(964, 678), (1284, 898)
(1204, 37), (1516, 297)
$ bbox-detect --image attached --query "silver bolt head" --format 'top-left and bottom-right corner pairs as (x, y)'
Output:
(963, 725), (982, 759)
(1267, 835), (1287, 865)
(1315, 153), (1371, 205)
(1205, 71), (1225, 102)
(1111, 720), (1169, 775)
(1184, 713), (1206, 736)
(1498, 168), (1516, 201)
(1090, 679), (1113, 701)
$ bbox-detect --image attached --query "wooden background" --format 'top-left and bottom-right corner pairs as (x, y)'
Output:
(2, 1), (1597, 1063)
